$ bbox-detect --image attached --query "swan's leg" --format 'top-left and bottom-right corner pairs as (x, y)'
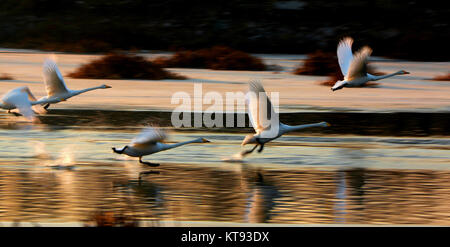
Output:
(43, 104), (50, 110)
(241, 144), (259, 156)
(138, 171), (160, 182)
(139, 156), (160, 167)
(257, 144), (264, 153)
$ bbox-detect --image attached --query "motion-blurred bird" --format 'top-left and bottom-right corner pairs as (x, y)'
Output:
(240, 81), (329, 156)
(38, 57), (111, 109)
(331, 37), (410, 91)
(112, 127), (210, 166)
(0, 86), (48, 121)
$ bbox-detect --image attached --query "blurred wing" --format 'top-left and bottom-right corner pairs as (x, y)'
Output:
(5, 88), (35, 120)
(131, 128), (167, 148)
(247, 80), (278, 134)
(43, 58), (69, 97)
(21, 87), (47, 114)
(337, 37), (354, 78)
(346, 46), (372, 80)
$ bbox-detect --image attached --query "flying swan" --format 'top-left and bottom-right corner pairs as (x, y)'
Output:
(331, 37), (409, 91)
(112, 127), (210, 166)
(38, 58), (111, 109)
(240, 81), (330, 156)
(0, 86), (48, 121)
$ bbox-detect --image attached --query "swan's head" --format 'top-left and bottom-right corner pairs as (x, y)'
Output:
(112, 146), (128, 154)
(319, 121), (331, 127)
(331, 80), (346, 91)
(241, 134), (257, 146)
(200, 138), (210, 143)
(398, 70), (410, 75)
(101, 84), (112, 89)
(193, 138), (210, 143)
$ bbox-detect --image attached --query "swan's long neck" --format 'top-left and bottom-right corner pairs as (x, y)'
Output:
(71, 85), (105, 96)
(160, 138), (203, 151)
(369, 71), (404, 81)
(280, 122), (328, 134)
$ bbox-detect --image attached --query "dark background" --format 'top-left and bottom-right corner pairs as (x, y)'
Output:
(0, 0), (448, 60)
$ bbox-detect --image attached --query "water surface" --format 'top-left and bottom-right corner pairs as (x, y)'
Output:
(0, 111), (449, 226)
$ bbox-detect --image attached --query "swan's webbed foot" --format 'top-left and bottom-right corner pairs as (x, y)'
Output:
(7, 110), (21, 116)
(139, 157), (160, 167)
(141, 161), (160, 167)
(257, 144), (264, 153)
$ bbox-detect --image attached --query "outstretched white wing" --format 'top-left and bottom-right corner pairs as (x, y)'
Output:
(246, 80), (278, 134)
(346, 46), (372, 81)
(337, 37), (354, 78)
(131, 127), (167, 148)
(1, 87), (36, 120)
(43, 58), (70, 97)
(18, 86), (47, 114)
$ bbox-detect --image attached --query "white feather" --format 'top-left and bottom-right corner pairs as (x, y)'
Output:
(131, 128), (167, 147)
(42, 58), (70, 97)
(247, 80), (278, 134)
(337, 37), (354, 78)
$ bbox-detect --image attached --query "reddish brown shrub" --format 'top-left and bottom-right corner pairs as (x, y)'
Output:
(153, 46), (266, 71)
(88, 210), (138, 227)
(432, 73), (450, 81)
(294, 50), (339, 76)
(68, 53), (186, 80)
(0, 73), (13, 80)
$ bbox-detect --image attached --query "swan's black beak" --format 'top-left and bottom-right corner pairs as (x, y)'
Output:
(104, 85), (112, 89)
(112, 146), (127, 154)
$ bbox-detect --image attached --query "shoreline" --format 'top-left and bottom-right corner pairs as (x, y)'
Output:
(0, 50), (448, 114)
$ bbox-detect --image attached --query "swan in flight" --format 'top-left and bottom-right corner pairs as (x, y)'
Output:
(240, 81), (330, 156)
(331, 37), (409, 91)
(112, 128), (210, 166)
(0, 86), (48, 121)
(38, 58), (111, 109)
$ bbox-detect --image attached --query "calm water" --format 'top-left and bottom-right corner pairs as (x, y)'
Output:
(0, 111), (449, 226)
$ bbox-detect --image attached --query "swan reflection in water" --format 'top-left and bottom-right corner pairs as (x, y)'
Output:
(240, 166), (281, 223)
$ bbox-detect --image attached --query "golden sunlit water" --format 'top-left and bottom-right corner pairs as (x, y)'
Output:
(0, 111), (449, 226)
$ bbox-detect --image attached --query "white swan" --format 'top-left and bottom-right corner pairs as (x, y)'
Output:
(112, 127), (210, 166)
(38, 58), (111, 109)
(331, 37), (409, 91)
(0, 86), (48, 121)
(241, 81), (330, 155)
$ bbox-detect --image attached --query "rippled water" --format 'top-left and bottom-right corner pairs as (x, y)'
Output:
(0, 111), (449, 226)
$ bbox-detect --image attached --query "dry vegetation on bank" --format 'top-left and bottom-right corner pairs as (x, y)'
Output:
(0, 73), (14, 80)
(432, 73), (450, 81)
(68, 54), (186, 80)
(153, 46), (267, 71)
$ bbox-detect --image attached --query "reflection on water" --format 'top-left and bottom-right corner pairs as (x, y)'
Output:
(0, 110), (449, 225)
(0, 163), (449, 225)
(1, 110), (449, 136)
